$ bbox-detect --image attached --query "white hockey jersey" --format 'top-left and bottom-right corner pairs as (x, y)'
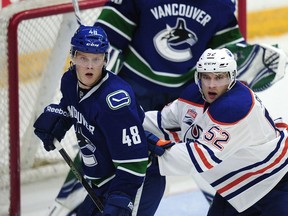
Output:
(144, 81), (288, 212)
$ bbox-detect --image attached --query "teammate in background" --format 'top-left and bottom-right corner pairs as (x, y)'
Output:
(33, 25), (149, 216)
(96, 0), (287, 111)
(145, 48), (288, 216)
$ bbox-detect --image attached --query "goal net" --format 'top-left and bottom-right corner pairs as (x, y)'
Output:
(0, 0), (106, 215)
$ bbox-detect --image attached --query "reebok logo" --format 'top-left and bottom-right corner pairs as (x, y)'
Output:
(46, 105), (70, 117)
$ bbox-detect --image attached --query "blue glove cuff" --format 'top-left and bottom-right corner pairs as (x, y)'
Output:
(145, 131), (174, 156)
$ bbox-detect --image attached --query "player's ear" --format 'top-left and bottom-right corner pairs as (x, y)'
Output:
(70, 49), (77, 65)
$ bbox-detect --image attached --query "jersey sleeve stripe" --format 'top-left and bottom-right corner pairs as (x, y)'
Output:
(186, 141), (222, 173)
(224, 161), (288, 200)
(117, 166), (146, 177)
(186, 142), (203, 172)
(198, 141), (222, 164)
(169, 131), (181, 142)
(216, 133), (288, 195)
(211, 131), (287, 188)
(194, 143), (214, 169)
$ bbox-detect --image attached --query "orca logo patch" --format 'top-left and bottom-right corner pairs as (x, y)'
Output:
(153, 18), (198, 62)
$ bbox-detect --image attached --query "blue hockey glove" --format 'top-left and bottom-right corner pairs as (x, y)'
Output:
(33, 104), (72, 152)
(103, 193), (133, 216)
(145, 131), (175, 156)
(34, 129), (55, 151)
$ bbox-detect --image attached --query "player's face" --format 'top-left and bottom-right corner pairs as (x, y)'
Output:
(200, 72), (230, 103)
(73, 51), (106, 89)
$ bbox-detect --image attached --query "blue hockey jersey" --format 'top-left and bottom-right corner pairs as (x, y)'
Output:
(96, 0), (244, 93)
(58, 68), (148, 199)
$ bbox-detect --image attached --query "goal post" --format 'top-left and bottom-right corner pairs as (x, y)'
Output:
(237, 0), (247, 39)
(0, 0), (106, 215)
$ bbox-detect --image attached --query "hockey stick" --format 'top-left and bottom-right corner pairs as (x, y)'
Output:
(54, 140), (104, 213)
(71, 0), (82, 25)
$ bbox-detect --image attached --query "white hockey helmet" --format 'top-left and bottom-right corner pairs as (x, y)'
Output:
(195, 48), (237, 90)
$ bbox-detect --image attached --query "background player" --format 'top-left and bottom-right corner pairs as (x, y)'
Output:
(96, 0), (287, 111)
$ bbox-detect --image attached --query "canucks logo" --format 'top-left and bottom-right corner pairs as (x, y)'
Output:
(153, 18), (198, 62)
(106, 90), (131, 110)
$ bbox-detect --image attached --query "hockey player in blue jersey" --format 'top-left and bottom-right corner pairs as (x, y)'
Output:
(96, 0), (287, 111)
(33, 25), (150, 216)
(145, 48), (288, 215)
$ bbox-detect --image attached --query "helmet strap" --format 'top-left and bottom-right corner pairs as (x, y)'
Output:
(78, 79), (91, 88)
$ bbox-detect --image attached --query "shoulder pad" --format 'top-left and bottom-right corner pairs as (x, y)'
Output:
(208, 82), (253, 124)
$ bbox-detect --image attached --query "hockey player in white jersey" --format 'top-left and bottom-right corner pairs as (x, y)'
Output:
(144, 48), (288, 215)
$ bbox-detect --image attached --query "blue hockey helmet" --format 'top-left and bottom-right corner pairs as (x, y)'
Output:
(70, 25), (110, 56)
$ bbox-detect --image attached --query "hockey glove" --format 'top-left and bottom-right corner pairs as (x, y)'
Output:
(103, 192), (133, 216)
(145, 131), (175, 156)
(33, 104), (72, 151)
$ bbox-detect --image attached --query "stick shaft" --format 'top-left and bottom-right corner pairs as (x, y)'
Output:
(54, 140), (104, 212)
(71, 0), (82, 25)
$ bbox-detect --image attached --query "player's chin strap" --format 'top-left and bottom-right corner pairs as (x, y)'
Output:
(78, 79), (90, 88)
